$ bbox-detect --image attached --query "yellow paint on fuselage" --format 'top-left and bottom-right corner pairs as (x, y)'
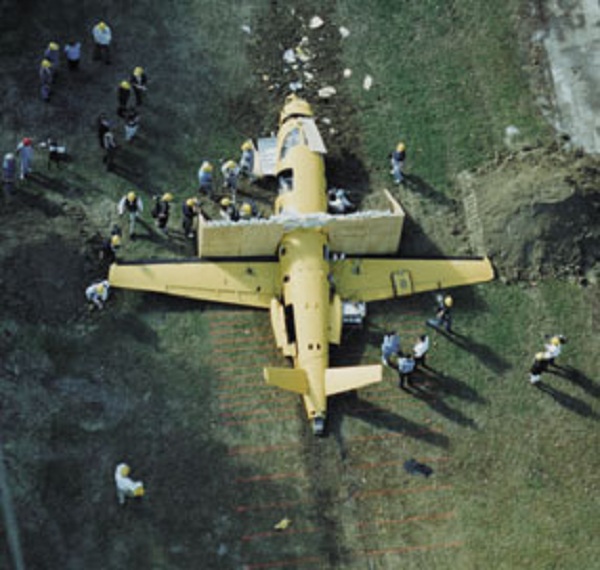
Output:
(278, 229), (330, 418)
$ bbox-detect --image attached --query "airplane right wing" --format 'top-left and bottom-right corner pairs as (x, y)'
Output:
(332, 257), (494, 303)
(109, 259), (280, 309)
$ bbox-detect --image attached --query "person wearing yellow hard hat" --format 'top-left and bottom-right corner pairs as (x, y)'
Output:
(114, 462), (145, 505)
(239, 139), (255, 180)
(39, 59), (54, 101)
(239, 201), (254, 220)
(543, 334), (567, 366)
(100, 232), (121, 264)
(43, 42), (60, 72)
(427, 293), (453, 333)
(390, 141), (407, 185)
(117, 80), (132, 117)
(85, 279), (110, 310)
(130, 66), (148, 106)
(182, 197), (199, 238)
(152, 192), (174, 234)
(219, 196), (239, 221)
(92, 20), (112, 64)
(221, 159), (240, 194)
(198, 161), (214, 197)
(118, 190), (144, 239)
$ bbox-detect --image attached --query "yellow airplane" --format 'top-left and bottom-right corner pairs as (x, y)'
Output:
(109, 95), (493, 435)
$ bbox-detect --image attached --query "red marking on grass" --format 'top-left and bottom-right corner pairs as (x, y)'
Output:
(358, 540), (463, 558)
(345, 428), (443, 445)
(242, 556), (324, 569)
(241, 526), (319, 542)
(229, 442), (302, 456)
(355, 483), (453, 500)
(222, 412), (294, 427)
(356, 510), (455, 530)
(236, 471), (307, 484)
(235, 498), (314, 513)
(221, 402), (292, 418)
(352, 456), (449, 471)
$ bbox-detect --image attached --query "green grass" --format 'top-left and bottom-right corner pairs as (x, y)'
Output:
(339, 0), (552, 190)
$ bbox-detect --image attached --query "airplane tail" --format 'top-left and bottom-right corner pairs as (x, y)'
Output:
(325, 365), (382, 396)
(264, 367), (308, 395)
(264, 364), (382, 397)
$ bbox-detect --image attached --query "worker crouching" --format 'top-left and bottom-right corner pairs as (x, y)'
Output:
(114, 463), (145, 505)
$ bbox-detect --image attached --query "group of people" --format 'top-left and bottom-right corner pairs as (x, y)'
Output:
(381, 331), (430, 390)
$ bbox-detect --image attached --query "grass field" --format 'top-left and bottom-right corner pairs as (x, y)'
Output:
(0, 1), (598, 569)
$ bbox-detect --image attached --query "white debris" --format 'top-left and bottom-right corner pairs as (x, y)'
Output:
(318, 86), (337, 99)
(295, 46), (311, 63)
(240, 25), (252, 35)
(309, 16), (324, 29)
(261, 74), (270, 82)
(303, 71), (315, 81)
(289, 81), (303, 92)
(343, 68), (352, 78)
(321, 117), (332, 125)
(339, 26), (350, 39)
(283, 49), (296, 64)
(363, 74), (373, 90)
(505, 125), (520, 138)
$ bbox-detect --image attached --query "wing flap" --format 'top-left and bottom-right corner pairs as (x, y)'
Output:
(108, 260), (279, 308)
(333, 257), (494, 302)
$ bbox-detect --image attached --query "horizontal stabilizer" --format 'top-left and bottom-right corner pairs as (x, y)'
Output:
(264, 367), (309, 395)
(325, 365), (382, 396)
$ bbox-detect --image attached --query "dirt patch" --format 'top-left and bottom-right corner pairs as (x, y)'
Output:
(458, 145), (600, 282)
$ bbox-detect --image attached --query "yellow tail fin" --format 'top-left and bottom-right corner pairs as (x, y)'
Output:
(264, 367), (309, 395)
(325, 365), (382, 396)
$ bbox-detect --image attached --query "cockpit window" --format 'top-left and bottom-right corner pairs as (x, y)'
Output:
(281, 128), (305, 160)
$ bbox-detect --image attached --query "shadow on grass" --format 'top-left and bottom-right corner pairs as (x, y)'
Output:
(428, 324), (511, 374)
(403, 173), (457, 207)
(547, 365), (600, 398)
(417, 366), (488, 404)
(535, 382), (599, 420)
(328, 394), (449, 450)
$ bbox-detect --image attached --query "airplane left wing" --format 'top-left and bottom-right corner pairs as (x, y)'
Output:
(332, 257), (494, 302)
(109, 259), (280, 309)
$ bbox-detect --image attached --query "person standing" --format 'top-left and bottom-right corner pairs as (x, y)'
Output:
(43, 42), (60, 73)
(390, 141), (406, 184)
(239, 139), (255, 180)
(428, 294), (453, 333)
(381, 331), (401, 367)
(15, 138), (34, 180)
(529, 352), (549, 385)
(2, 153), (17, 196)
(198, 161), (214, 197)
(412, 334), (430, 368)
(124, 109), (140, 142)
(97, 113), (111, 148)
(398, 353), (416, 390)
(92, 20), (112, 64)
(118, 191), (143, 238)
(64, 40), (81, 70)
(182, 197), (198, 238)
(221, 160), (239, 194)
(117, 80), (131, 117)
(114, 463), (144, 505)
(130, 66), (147, 106)
(102, 129), (117, 171)
(99, 234), (121, 264)
(39, 59), (53, 102)
(151, 192), (173, 234)
(544, 334), (567, 366)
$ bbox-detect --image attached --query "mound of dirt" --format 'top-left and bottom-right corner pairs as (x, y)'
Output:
(459, 145), (600, 283)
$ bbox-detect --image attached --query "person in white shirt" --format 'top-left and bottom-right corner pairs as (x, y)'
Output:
(114, 463), (144, 505)
(85, 280), (110, 310)
(64, 41), (81, 70)
(412, 334), (430, 368)
(92, 21), (112, 64)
